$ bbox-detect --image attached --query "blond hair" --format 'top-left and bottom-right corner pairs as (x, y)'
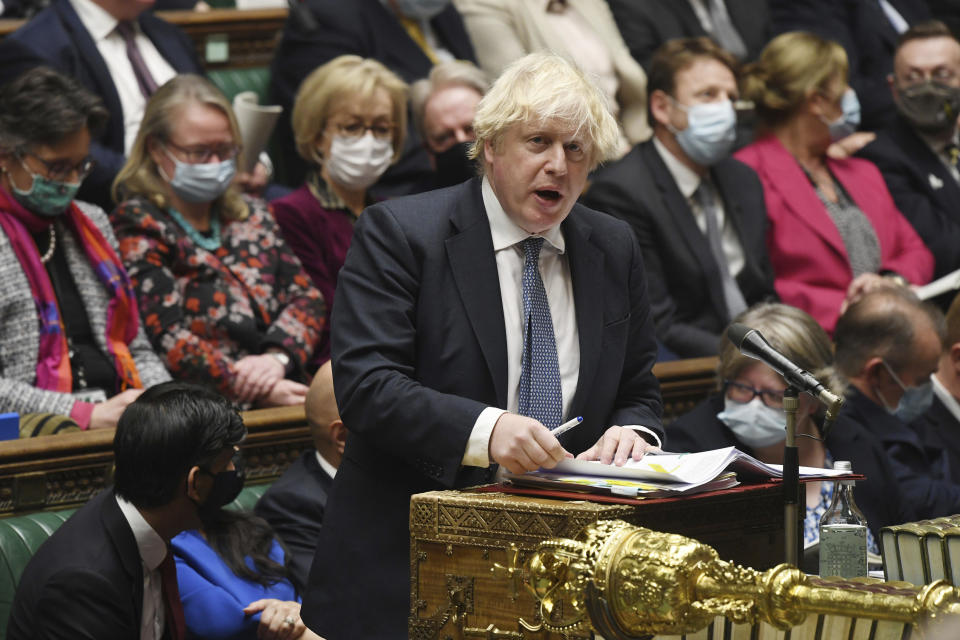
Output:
(291, 55), (408, 167)
(741, 32), (849, 131)
(470, 52), (621, 171)
(112, 74), (248, 221)
(410, 60), (489, 142)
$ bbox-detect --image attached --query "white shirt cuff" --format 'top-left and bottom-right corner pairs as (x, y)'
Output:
(462, 406), (506, 468)
(623, 424), (661, 449)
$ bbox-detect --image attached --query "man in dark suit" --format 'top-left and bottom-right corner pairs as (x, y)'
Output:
(913, 293), (960, 477)
(858, 21), (960, 282)
(607, 0), (769, 70)
(834, 287), (960, 521)
(583, 37), (776, 359)
(7, 382), (246, 640)
(301, 53), (663, 640)
(255, 360), (345, 590)
(7, 0), (202, 208)
(770, 0), (931, 131)
(268, 0), (476, 195)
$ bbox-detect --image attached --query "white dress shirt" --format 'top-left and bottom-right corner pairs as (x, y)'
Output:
(115, 495), (168, 640)
(933, 373), (960, 425)
(462, 177), (659, 467)
(315, 449), (338, 479)
(653, 136), (746, 277)
(68, 0), (177, 155)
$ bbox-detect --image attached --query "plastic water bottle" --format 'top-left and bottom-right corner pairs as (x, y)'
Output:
(819, 460), (868, 578)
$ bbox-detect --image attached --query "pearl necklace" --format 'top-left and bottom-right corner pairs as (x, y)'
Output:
(39, 225), (56, 264)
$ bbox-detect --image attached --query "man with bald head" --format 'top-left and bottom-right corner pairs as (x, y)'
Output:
(858, 20), (960, 282)
(834, 286), (960, 520)
(255, 361), (345, 589)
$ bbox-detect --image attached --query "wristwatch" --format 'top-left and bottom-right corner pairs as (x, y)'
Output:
(266, 350), (291, 373)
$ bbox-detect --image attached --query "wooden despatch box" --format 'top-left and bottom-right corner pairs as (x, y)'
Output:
(409, 483), (786, 639)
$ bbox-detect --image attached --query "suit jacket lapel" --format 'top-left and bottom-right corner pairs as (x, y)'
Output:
(642, 143), (728, 319)
(54, 0), (124, 145)
(445, 181), (508, 408)
(140, 15), (193, 72)
(891, 119), (960, 207)
(101, 491), (145, 624)
(564, 210), (602, 418)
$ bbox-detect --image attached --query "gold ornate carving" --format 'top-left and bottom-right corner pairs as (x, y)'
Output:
(519, 520), (960, 638)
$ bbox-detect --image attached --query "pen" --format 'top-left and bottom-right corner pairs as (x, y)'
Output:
(552, 416), (583, 438)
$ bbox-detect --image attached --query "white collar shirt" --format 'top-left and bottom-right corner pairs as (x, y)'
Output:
(68, 0), (177, 155)
(315, 450), (338, 479)
(933, 373), (960, 425)
(115, 494), (167, 640)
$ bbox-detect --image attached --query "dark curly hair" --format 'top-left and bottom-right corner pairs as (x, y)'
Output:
(201, 509), (298, 592)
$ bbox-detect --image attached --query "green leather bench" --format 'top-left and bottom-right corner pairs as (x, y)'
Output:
(0, 483), (271, 636)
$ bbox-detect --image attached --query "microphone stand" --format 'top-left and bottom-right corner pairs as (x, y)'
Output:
(782, 386), (801, 567)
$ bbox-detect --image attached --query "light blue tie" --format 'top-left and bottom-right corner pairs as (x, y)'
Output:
(517, 237), (563, 429)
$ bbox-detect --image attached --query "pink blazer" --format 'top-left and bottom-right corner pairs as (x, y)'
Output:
(734, 135), (933, 332)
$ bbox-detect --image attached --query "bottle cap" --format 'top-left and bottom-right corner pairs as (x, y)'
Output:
(834, 460), (852, 472)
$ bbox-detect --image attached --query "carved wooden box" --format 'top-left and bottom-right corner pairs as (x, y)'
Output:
(409, 484), (785, 640)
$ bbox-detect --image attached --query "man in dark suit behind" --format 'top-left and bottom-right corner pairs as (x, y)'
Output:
(7, 0), (202, 208)
(301, 52), (663, 640)
(583, 37), (776, 359)
(255, 360), (345, 590)
(268, 0), (476, 195)
(858, 21), (960, 282)
(7, 382), (246, 640)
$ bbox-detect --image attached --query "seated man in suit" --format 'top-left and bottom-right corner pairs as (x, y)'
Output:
(6, 0), (203, 209)
(410, 59), (489, 189)
(858, 21), (960, 283)
(268, 0), (476, 196)
(913, 293), (960, 476)
(7, 381), (246, 639)
(582, 37), (776, 359)
(834, 287), (960, 521)
(255, 360), (345, 590)
(301, 52), (663, 640)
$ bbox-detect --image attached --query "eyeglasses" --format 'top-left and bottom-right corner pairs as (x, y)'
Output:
(165, 140), (241, 164)
(897, 67), (958, 86)
(723, 380), (785, 409)
(331, 121), (395, 141)
(18, 150), (95, 182)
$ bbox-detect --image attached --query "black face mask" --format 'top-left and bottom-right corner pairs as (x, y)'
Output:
(895, 80), (960, 135)
(194, 458), (245, 519)
(432, 142), (477, 188)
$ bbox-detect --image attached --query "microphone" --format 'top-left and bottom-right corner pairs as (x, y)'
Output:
(726, 323), (844, 430)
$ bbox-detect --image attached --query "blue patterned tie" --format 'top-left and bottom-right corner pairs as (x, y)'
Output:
(517, 237), (563, 429)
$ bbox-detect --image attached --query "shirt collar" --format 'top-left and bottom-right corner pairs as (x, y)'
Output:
(314, 450), (338, 479)
(115, 494), (168, 571)
(69, 0), (121, 41)
(932, 373), (960, 423)
(481, 176), (565, 254)
(653, 135), (701, 199)
(917, 128), (959, 155)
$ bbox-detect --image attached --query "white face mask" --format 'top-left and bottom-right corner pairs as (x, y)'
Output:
(717, 396), (787, 448)
(325, 132), (393, 191)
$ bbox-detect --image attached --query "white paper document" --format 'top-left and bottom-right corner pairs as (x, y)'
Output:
(232, 91), (283, 173)
(916, 268), (960, 300)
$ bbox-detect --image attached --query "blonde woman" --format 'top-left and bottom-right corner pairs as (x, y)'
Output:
(734, 32), (932, 334)
(110, 74), (324, 406)
(271, 55), (407, 364)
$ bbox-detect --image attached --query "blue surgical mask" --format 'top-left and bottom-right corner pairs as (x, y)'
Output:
(393, 0), (450, 20)
(670, 99), (737, 167)
(161, 147), (236, 203)
(717, 396), (787, 448)
(880, 360), (935, 423)
(11, 159), (80, 217)
(820, 88), (861, 141)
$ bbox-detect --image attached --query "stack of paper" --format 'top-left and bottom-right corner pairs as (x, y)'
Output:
(504, 446), (848, 498)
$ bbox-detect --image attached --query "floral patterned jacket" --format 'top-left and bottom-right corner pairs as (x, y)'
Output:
(111, 195), (324, 396)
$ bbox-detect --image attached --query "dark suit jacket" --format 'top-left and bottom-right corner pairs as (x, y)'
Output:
(9, 0), (202, 208)
(607, 0), (770, 69)
(7, 490), (144, 640)
(857, 117), (960, 280)
(267, 0), (476, 194)
(254, 450), (332, 591)
(670, 394), (915, 537)
(841, 386), (960, 521)
(912, 394), (960, 486)
(582, 141), (776, 358)
(0, 37), (46, 86)
(770, 0), (930, 131)
(300, 178), (663, 640)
